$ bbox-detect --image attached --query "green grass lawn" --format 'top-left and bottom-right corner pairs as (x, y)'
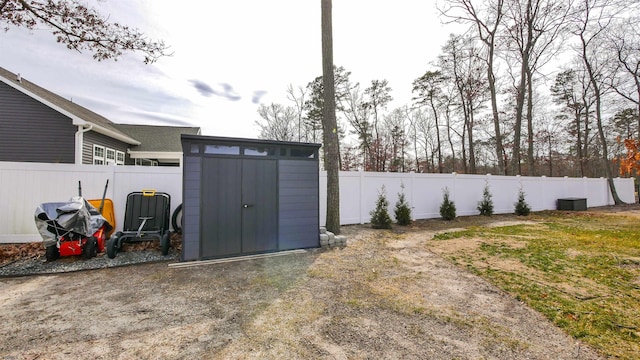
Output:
(431, 211), (640, 360)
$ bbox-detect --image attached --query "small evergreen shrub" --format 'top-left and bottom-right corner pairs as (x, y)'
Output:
(395, 182), (412, 226)
(440, 187), (457, 221)
(514, 188), (531, 216)
(477, 182), (494, 216)
(370, 185), (393, 229)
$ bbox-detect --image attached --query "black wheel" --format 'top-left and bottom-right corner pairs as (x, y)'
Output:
(106, 236), (118, 259)
(45, 245), (59, 262)
(161, 232), (170, 256)
(171, 204), (183, 234)
(82, 237), (98, 259)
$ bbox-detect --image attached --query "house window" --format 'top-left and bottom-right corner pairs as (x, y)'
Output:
(116, 151), (125, 165)
(93, 145), (105, 165)
(105, 148), (116, 165)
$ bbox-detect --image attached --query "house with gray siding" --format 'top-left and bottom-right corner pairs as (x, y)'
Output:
(0, 67), (199, 166)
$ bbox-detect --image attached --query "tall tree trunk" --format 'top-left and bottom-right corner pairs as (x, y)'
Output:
(429, 96), (443, 173)
(446, 110), (457, 173)
(576, 101), (584, 177)
(488, 53), (505, 174)
(467, 101), (477, 174)
(526, 68), (535, 175)
(321, 0), (341, 233)
(581, 35), (623, 204)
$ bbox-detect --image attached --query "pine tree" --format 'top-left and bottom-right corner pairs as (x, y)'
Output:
(440, 187), (457, 221)
(477, 182), (494, 216)
(395, 183), (412, 226)
(514, 188), (531, 216)
(370, 185), (392, 229)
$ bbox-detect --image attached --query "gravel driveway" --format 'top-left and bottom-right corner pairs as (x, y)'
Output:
(0, 218), (603, 359)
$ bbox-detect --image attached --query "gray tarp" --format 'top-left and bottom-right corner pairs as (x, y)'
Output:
(35, 197), (110, 247)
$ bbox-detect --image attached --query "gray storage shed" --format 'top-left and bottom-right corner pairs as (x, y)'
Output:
(180, 135), (321, 261)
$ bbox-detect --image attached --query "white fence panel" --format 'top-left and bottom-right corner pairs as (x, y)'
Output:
(318, 171), (635, 226)
(1, 162), (635, 243)
(0, 162), (181, 243)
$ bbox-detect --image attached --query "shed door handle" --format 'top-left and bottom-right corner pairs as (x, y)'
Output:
(243, 204), (254, 208)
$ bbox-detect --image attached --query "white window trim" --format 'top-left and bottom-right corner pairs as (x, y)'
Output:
(93, 145), (105, 165)
(116, 151), (125, 165)
(105, 148), (116, 165)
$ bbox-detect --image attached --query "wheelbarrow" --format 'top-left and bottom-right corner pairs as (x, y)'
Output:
(106, 190), (171, 258)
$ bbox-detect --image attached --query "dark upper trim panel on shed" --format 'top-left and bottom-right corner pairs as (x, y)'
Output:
(180, 135), (321, 261)
(181, 135), (321, 159)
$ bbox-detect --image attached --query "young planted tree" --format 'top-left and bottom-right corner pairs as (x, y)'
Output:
(477, 181), (494, 216)
(514, 188), (531, 216)
(370, 185), (392, 229)
(0, 0), (168, 63)
(394, 183), (412, 225)
(440, 187), (457, 221)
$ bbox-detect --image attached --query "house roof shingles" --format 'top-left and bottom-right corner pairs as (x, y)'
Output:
(0, 66), (139, 144)
(0, 66), (201, 152)
(114, 124), (200, 152)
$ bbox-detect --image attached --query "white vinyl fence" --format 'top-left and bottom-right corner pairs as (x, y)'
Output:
(0, 162), (635, 243)
(319, 171), (635, 225)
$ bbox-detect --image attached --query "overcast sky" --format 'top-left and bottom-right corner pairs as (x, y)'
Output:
(0, 1), (456, 139)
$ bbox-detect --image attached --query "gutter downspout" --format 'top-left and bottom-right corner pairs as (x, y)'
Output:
(75, 124), (93, 164)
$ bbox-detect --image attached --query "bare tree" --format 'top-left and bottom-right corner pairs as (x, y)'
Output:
(286, 84), (308, 142)
(571, 0), (626, 203)
(439, 34), (489, 174)
(321, 0), (340, 233)
(608, 17), (640, 140)
(439, 0), (507, 174)
(0, 0), (169, 63)
(255, 103), (297, 141)
(363, 80), (393, 171)
(502, 0), (571, 175)
(384, 107), (409, 172)
(405, 107), (428, 172)
(413, 70), (446, 172)
(343, 84), (375, 170)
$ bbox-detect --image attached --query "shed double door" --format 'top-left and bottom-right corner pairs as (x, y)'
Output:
(201, 157), (278, 258)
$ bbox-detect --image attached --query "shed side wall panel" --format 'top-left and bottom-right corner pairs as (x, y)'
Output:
(182, 156), (201, 261)
(279, 160), (319, 250)
(0, 81), (75, 163)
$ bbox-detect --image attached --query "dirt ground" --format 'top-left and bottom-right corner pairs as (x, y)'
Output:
(3, 208), (634, 359)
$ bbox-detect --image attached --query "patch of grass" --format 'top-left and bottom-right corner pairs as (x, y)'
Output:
(428, 211), (640, 360)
